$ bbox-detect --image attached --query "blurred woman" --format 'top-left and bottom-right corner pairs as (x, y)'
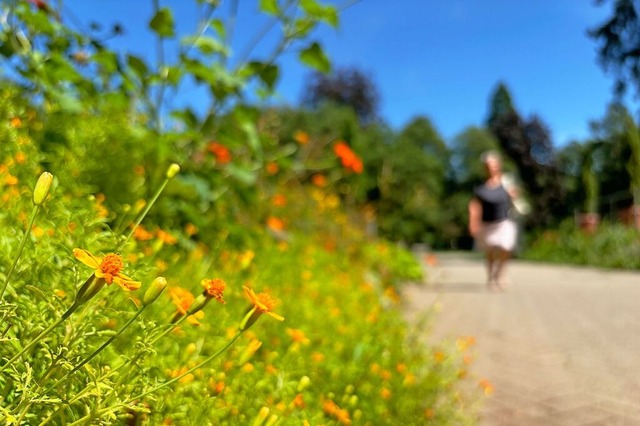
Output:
(468, 151), (518, 291)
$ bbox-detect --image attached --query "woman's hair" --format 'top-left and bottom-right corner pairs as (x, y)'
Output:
(480, 150), (501, 164)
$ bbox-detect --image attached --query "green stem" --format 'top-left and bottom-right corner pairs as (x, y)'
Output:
(0, 204), (39, 300)
(66, 331), (242, 425)
(0, 303), (77, 374)
(72, 307), (146, 374)
(44, 307), (146, 393)
(128, 330), (242, 402)
(119, 177), (170, 250)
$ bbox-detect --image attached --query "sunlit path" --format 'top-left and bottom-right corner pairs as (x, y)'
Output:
(402, 252), (640, 426)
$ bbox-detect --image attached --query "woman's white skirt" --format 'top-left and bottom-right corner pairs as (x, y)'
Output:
(476, 219), (517, 252)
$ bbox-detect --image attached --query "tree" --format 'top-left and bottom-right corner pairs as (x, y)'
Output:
(486, 82), (567, 228)
(301, 67), (380, 124)
(589, 0), (640, 97)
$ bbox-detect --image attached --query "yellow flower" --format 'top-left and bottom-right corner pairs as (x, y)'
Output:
(240, 286), (284, 331)
(73, 248), (141, 291)
(243, 286), (284, 321)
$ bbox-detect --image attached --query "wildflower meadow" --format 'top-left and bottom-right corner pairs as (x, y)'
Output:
(0, 1), (478, 424)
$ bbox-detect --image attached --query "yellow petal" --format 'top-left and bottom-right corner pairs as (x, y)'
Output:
(73, 248), (101, 269)
(113, 274), (141, 291)
(266, 311), (285, 321)
(187, 315), (201, 326)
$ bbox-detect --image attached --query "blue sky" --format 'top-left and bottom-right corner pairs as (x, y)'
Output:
(62, 0), (624, 147)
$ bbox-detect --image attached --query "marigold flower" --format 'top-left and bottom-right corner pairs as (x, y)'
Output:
(293, 130), (310, 145)
(9, 116), (22, 128)
(15, 152), (26, 164)
(266, 216), (284, 232)
(333, 141), (363, 174)
(479, 378), (494, 395)
(271, 194), (287, 207)
(266, 162), (279, 175)
(73, 248), (141, 291)
(311, 174), (327, 187)
(168, 287), (204, 326)
(206, 141), (232, 164)
(202, 278), (226, 304)
(133, 225), (154, 241)
(157, 229), (177, 245)
(286, 328), (310, 345)
(240, 286), (284, 330)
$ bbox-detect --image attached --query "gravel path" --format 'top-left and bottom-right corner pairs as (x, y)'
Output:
(402, 251), (640, 426)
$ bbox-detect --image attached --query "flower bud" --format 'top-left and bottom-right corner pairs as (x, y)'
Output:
(297, 375), (311, 392)
(187, 293), (210, 316)
(142, 277), (167, 306)
(166, 163), (180, 179)
(33, 172), (53, 205)
(252, 406), (270, 426)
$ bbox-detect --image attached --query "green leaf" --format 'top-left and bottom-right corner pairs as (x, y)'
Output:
(299, 42), (331, 73)
(226, 163), (257, 185)
(292, 18), (316, 38)
(126, 54), (148, 80)
(240, 62), (279, 90)
(210, 19), (226, 38)
(300, 0), (339, 27)
(182, 35), (227, 56)
(149, 8), (175, 38)
(260, 0), (280, 15)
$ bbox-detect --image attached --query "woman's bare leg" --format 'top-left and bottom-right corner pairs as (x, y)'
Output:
(493, 249), (511, 290)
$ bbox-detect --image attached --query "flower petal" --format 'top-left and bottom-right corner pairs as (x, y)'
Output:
(266, 311), (285, 321)
(113, 274), (141, 291)
(73, 248), (101, 269)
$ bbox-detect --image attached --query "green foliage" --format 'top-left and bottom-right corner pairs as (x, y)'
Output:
(0, 1), (478, 423)
(523, 220), (640, 269)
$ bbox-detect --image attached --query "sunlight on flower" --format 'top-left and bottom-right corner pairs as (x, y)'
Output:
(73, 248), (141, 291)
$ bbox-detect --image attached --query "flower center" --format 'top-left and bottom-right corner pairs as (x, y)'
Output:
(203, 278), (226, 301)
(100, 253), (123, 276)
(256, 293), (276, 312)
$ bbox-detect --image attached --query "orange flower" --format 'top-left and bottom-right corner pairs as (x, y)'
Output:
(73, 248), (141, 291)
(266, 162), (279, 175)
(293, 393), (305, 408)
(271, 194), (287, 207)
(15, 152), (26, 164)
(333, 141), (363, 174)
(9, 117), (22, 128)
(266, 216), (284, 231)
(240, 286), (284, 330)
(168, 287), (204, 326)
(243, 286), (284, 320)
(133, 225), (154, 241)
(202, 278), (226, 304)
(286, 328), (310, 345)
(311, 174), (327, 187)
(206, 141), (232, 164)
(293, 130), (310, 145)
(157, 229), (177, 245)
(479, 378), (494, 395)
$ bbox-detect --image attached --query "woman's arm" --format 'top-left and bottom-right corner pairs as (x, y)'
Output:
(468, 198), (482, 237)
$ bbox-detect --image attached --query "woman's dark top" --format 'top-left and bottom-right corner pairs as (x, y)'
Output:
(473, 183), (511, 223)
